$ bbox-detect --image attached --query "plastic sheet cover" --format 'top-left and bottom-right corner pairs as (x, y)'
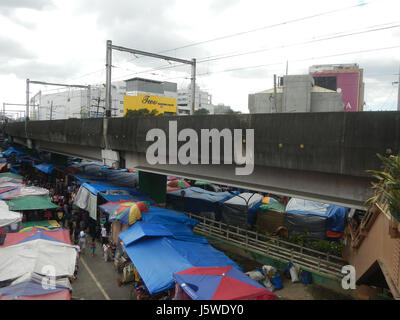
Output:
(0, 186), (49, 200)
(73, 186), (97, 220)
(285, 198), (349, 239)
(0, 280), (70, 300)
(0, 239), (77, 282)
(33, 163), (56, 174)
(6, 196), (59, 211)
(221, 193), (263, 227)
(0, 203), (22, 227)
(167, 187), (234, 218)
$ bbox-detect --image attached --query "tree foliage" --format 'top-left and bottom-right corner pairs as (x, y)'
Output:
(125, 108), (159, 117)
(223, 108), (241, 114)
(193, 108), (210, 115)
(366, 153), (400, 221)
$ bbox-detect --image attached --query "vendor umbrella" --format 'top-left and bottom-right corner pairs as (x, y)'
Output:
(108, 202), (142, 226)
(173, 266), (276, 300)
(168, 180), (191, 189)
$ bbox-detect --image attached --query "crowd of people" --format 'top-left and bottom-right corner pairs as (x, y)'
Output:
(16, 163), (112, 259)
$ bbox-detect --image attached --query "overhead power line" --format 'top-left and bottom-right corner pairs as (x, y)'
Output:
(163, 45), (400, 80)
(69, 0), (378, 84)
(110, 22), (400, 82)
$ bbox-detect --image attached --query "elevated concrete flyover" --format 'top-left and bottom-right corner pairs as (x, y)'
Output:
(2, 111), (400, 209)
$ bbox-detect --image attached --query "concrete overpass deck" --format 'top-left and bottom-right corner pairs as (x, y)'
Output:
(2, 111), (399, 209)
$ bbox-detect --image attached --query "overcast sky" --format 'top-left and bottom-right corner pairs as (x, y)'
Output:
(0, 0), (399, 115)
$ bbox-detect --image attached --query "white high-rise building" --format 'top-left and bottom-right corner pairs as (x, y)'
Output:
(177, 84), (214, 115)
(31, 81), (126, 120)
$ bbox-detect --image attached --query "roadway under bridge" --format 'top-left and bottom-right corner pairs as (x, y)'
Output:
(2, 111), (400, 209)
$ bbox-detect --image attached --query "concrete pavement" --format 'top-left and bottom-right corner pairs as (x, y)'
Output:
(70, 240), (133, 300)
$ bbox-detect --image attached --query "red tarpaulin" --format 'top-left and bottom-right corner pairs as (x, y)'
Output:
(1, 228), (71, 247)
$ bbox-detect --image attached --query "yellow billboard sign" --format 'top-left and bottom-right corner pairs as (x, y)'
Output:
(123, 94), (177, 115)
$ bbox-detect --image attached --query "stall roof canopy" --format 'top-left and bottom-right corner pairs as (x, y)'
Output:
(0, 239), (77, 282)
(167, 187), (235, 217)
(99, 189), (154, 204)
(6, 196), (59, 211)
(2, 229), (71, 247)
(68, 162), (139, 188)
(33, 163), (57, 174)
(142, 206), (199, 228)
(0, 206), (22, 228)
(122, 236), (240, 295)
(0, 172), (23, 180)
(119, 221), (206, 247)
(168, 187), (233, 203)
(0, 280), (70, 300)
(223, 193), (263, 208)
(285, 198), (349, 234)
(2, 147), (24, 157)
(81, 183), (137, 196)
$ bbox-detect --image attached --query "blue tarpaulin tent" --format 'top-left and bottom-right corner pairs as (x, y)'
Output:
(99, 189), (154, 204)
(285, 198), (349, 239)
(68, 162), (139, 188)
(141, 206), (199, 228)
(2, 147), (24, 158)
(33, 163), (56, 174)
(119, 221), (240, 294)
(100, 205), (199, 229)
(167, 187), (234, 219)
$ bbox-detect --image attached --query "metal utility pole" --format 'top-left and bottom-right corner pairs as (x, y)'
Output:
(191, 58), (196, 114)
(105, 40), (112, 118)
(397, 66), (400, 111)
(105, 40), (196, 115)
(26, 79), (30, 123)
(3, 103), (26, 117)
(50, 101), (53, 120)
(273, 74), (277, 113)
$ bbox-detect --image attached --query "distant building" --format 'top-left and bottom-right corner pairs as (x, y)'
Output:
(177, 84), (214, 115)
(123, 78), (177, 115)
(213, 104), (233, 114)
(309, 63), (364, 112)
(31, 77), (178, 120)
(248, 74), (343, 113)
(33, 81), (126, 120)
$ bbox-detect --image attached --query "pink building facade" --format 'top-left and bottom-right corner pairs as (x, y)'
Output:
(310, 64), (364, 112)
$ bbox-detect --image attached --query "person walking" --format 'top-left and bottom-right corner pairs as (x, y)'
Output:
(78, 229), (87, 255)
(101, 225), (108, 246)
(79, 218), (86, 232)
(90, 238), (96, 257)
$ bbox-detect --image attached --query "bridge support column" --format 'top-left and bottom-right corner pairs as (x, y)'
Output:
(101, 149), (120, 169)
(139, 171), (166, 205)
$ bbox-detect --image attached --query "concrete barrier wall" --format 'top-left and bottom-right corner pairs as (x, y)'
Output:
(4, 111), (400, 178)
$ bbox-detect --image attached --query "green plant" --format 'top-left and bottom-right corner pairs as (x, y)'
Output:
(193, 108), (210, 115)
(366, 153), (400, 221)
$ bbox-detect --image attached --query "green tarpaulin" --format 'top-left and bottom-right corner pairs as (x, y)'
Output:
(259, 201), (286, 213)
(6, 196), (59, 211)
(0, 172), (23, 179)
(21, 220), (60, 230)
(194, 181), (210, 186)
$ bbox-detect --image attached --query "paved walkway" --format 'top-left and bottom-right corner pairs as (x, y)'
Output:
(70, 240), (134, 300)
